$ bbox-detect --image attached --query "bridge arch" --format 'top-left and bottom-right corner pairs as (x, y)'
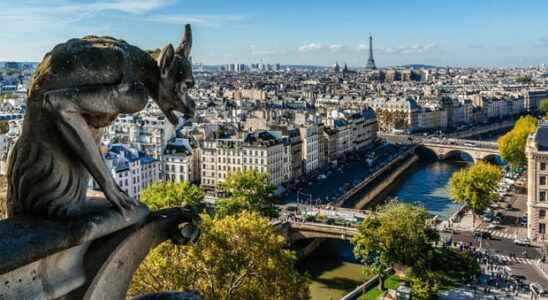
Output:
(481, 154), (505, 166)
(442, 150), (475, 162)
(414, 145), (440, 161)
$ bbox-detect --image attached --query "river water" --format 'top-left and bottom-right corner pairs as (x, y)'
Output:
(300, 159), (469, 299)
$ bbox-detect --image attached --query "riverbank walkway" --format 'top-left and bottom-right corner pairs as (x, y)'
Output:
(281, 143), (408, 205)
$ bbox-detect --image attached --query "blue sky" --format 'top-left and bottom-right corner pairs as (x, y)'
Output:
(1, 0), (548, 67)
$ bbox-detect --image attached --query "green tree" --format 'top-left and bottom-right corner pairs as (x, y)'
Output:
(129, 212), (310, 300)
(497, 115), (537, 168)
(515, 75), (532, 83)
(352, 202), (439, 291)
(408, 271), (441, 300)
(449, 161), (502, 226)
(216, 170), (279, 218)
(539, 99), (548, 116)
(140, 181), (204, 212)
(0, 121), (8, 134)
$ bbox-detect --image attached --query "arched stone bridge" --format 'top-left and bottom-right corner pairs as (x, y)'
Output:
(274, 221), (359, 244)
(418, 139), (501, 163)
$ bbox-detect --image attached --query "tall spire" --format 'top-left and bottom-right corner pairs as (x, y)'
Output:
(366, 35), (377, 70)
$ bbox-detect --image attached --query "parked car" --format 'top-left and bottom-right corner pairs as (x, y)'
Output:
(325, 218), (335, 225)
(482, 215), (493, 223)
(510, 274), (527, 282)
(486, 224), (499, 230)
(514, 238), (531, 246)
(491, 217), (502, 225)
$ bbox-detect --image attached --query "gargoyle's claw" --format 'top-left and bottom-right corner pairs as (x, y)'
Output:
(105, 184), (134, 216)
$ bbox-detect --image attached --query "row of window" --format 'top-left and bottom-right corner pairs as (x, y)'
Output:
(202, 165), (268, 178)
(167, 174), (188, 182)
(218, 149), (267, 157)
(167, 164), (189, 172)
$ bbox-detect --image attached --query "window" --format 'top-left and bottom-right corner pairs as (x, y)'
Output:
(541, 209), (546, 219)
(542, 163), (547, 171)
(540, 223), (546, 235)
(542, 176), (547, 186)
(541, 191), (546, 202)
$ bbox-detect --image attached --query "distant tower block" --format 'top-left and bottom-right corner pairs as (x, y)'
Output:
(366, 36), (377, 70)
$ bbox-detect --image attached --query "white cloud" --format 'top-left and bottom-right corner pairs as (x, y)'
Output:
(0, 1), (244, 29)
(298, 43), (344, 52)
(357, 44), (369, 51)
(145, 14), (246, 27)
(298, 43), (323, 52)
(357, 42), (439, 55)
(53, 0), (175, 15)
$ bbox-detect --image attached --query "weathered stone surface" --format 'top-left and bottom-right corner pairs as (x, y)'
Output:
(0, 203), (149, 274)
(0, 207), (199, 299)
(69, 207), (198, 300)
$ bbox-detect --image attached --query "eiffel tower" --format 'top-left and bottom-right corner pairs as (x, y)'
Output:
(365, 35), (377, 70)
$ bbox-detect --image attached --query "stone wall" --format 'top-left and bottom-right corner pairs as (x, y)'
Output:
(0, 175), (6, 219)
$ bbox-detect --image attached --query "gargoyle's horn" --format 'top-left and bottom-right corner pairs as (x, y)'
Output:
(177, 24), (192, 58)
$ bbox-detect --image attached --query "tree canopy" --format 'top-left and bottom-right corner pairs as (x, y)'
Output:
(449, 161), (502, 217)
(140, 181), (204, 212)
(515, 75), (532, 83)
(540, 99), (548, 117)
(497, 115), (537, 168)
(353, 202), (439, 290)
(0, 121), (8, 135)
(129, 212), (310, 300)
(216, 170), (279, 218)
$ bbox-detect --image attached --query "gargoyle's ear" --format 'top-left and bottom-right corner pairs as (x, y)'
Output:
(176, 24), (192, 58)
(158, 44), (175, 77)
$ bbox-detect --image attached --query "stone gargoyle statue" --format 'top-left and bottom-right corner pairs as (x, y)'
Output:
(6, 25), (195, 218)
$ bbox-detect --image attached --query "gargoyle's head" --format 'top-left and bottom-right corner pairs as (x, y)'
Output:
(157, 24), (195, 125)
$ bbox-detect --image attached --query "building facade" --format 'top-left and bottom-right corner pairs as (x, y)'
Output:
(526, 123), (548, 241)
(200, 131), (285, 192)
(163, 138), (200, 184)
(100, 144), (161, 200)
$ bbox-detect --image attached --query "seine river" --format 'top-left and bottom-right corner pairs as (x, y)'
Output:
(299, 160), (469, 299)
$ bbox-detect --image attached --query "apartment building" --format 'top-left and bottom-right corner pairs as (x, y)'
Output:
(526, 122), (548, 241)
(101, 144), (161, 200)
(200, 131), (285, 192)
(163, 137), (200, 184)
(299, 124), (320, 174)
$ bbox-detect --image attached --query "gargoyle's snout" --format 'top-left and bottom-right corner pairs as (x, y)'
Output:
(180, 95), (195, 119)
(184, 79), (195, 89)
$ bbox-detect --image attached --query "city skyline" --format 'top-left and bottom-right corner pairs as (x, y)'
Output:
(2, 0), (548, 67)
